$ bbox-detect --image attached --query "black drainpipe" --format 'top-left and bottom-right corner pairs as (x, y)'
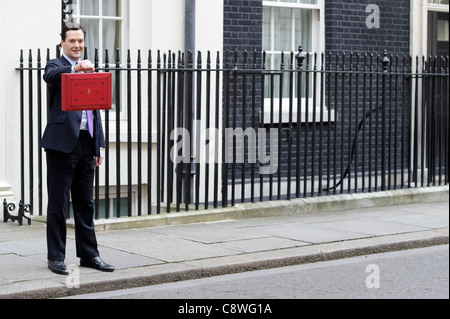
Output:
(184, 0), (196, 204)
(185, 0), (196, 55)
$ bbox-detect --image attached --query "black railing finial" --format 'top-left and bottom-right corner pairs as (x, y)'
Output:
(382, 50), (390, 72)
(296, 45), (306, 69)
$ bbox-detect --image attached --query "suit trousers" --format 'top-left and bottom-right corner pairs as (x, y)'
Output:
(46, 130), (99, 261)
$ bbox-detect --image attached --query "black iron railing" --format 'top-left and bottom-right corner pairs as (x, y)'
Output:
(15, 46), (449, 219)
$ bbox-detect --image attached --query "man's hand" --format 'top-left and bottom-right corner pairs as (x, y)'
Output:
(94, 148), (104, 167)
(75, 60), (95, 73)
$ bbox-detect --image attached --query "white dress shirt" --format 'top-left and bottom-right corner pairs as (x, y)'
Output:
(62, 53), (88, 131)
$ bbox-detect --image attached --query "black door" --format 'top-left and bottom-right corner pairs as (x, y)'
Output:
(426, 11), (449, 184)
(428, 11), (449, 58)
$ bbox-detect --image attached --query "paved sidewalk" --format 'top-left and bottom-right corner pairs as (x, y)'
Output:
(0, 188), (448, 299)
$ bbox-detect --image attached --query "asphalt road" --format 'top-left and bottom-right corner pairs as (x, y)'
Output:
(66, 244), (449, 300)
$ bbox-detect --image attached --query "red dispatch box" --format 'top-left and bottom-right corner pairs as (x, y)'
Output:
(62, 73), (112, 111)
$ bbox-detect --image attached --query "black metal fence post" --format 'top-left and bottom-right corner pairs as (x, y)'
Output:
(222, 50), (230, 207)
(104, 49), (111, 219)
(295, 46), (305, 198)
(381, 50), (390, 190)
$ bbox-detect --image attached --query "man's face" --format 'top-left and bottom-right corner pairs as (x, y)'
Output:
(61, 29), (85, 61)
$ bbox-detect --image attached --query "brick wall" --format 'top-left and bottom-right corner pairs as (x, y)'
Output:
(322, 1), (411, 197)
(223, 0), (410, 56)
(223, 0), (264, 188)
(220, 0), (412, 195)
(223, 0), (263, 57)
(325, 0), (410, 56)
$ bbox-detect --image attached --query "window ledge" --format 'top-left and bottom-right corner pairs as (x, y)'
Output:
(262, 98), (336, 124)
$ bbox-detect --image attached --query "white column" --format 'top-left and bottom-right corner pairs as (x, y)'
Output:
(410, 0), (427, 60)
(0, 0), (13, 203)
(0, 182), (14, 203)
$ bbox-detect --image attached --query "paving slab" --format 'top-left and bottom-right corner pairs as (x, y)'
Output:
(311, 218), (428, 236)
(147, 223), (267, 244)
(246, 222), (373, 244)
(211, 236), (309, 253)
(97, 232), (239, 263)
(377, 213), (449, 228)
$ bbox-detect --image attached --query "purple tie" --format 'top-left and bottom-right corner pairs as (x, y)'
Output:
(87, 110), (94, 138)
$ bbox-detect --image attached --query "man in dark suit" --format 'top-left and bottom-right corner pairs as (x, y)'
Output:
(43, 23), (114, 275)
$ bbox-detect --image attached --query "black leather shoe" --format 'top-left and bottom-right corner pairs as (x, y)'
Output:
(80, 256), (115, 272)
(48, 260), (69, 275)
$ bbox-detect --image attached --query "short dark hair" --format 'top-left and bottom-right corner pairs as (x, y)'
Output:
(61, 23), (86, 41)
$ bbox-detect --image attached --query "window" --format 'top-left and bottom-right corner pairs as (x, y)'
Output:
(411, 0), (449, 60)
(426, 0), (449, 58)
(263, 0), (322, 71)
(428, 0), (449, 5)
(262, 0), (329, 124)
(72, 0), (127, 116)
(73, 0), (125, 64)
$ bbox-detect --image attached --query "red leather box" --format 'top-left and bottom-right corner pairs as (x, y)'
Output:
(61, 73), (112, 111)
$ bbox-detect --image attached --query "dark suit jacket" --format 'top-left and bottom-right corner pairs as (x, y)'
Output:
(42, 56), (106, 157)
